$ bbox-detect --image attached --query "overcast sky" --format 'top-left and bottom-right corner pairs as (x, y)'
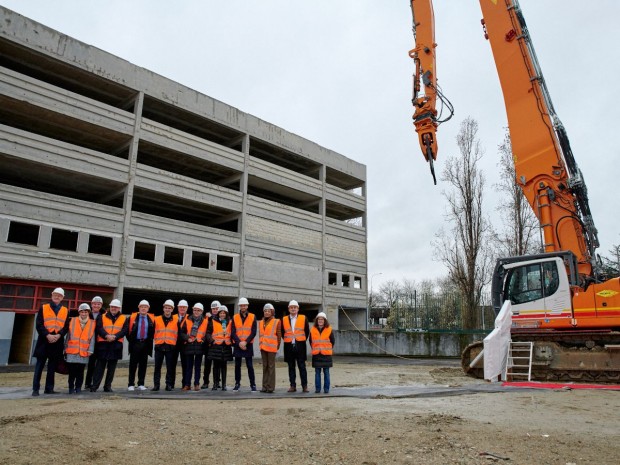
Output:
(3, 1), (619, 291)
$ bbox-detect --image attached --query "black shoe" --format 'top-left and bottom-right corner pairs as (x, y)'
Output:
(201, 383), (209, 389)
(151, 387), (160, 392)
(44, 390), (59, 394)
(165, 385), (173, 391)
(103, 388), (113, 393)
(75, 389), (82, 394)
(90, 387), (97, 392)
(211, 385), (220, 391)
(32, 390), (39, 397)
(233, 384), (240, 392)
(221, 386), (227, 391)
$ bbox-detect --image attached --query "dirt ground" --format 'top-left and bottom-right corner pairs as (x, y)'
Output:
(0, 357), (618, 465)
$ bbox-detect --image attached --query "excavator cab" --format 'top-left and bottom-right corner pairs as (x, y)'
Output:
(492, 253), (577, 328)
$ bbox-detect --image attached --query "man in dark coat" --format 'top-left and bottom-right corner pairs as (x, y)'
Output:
(282, 300), (310, 392)
(32, 287), (70, 396)
(91, 299), (128, 392)
(126, 300), (155, 391)
(230, 297), (257, 392)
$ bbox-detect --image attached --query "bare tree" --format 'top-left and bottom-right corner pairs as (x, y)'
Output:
(493, 129), (540, 257)
(433, 117), (494, 329)
(378, 280), (401, 310)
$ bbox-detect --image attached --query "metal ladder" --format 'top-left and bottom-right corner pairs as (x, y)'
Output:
(505, 341), (533, 381)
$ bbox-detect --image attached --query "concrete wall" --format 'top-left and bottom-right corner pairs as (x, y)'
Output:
(335, 330), (487, 358)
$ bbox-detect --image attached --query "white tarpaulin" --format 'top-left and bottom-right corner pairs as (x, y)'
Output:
(483, 300), (512, 381)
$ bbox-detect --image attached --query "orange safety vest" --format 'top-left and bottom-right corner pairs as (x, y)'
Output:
(66, 317), (95, 357)
(97, 314), (127, 343)
(154, 315), (178, 345)
(129, 312), (155, 333)
(42, 304), (68, 334)
(183, 317), (208, 343)
(259, 318), (280, 353)
(282, 315), (307, 343)
(211, 320), (231, 345)
(233, 313), (255, 343)
(310, 326), (333, 355)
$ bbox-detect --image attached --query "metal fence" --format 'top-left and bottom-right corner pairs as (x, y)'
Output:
(370, 291), (494, 333)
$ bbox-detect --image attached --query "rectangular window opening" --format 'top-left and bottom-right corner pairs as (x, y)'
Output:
(164, 247), (184, 266)
(191, 251), (211, 270)
(328, 272), (338, 286)
(216, 255), (233, 272)
(87, 234), (113, 256)
(342, 275), (351, 288)
(7, 222), (39, 246)
(353, 276), (362, 289)
(50, 228), (78, 252)
(133, 242), (156, 261)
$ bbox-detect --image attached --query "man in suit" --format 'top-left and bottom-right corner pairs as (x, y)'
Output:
(127, 300), (155, 391)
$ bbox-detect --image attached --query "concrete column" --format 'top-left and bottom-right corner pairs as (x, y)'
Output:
(38, 225), (52, 249)
(319, 165), (326, 311)
(0, 218), (9, 242)
(154, 244), (165, 265)
(238, 133), (250, 305)
(183, 249), (191, 267)
(0, 312), (15, 365)
(116, 92), (144, 302)
(76, 231), (89, 254)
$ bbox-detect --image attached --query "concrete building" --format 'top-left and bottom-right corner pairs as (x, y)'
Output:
(0, 7), (367, 364)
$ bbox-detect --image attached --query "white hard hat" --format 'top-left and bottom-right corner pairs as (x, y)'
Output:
(288, 300), (299, 308)
(178, 299), (188, 307)
(218, 305), (229, 313)
(109, 299), (121, 307)
(263, 303), (274, 311)
(238, 297), (249, 306)
(52, 287), (65, 297)
(163, 299), (175, 307)
(316, 312), (327, 320)
(139, 300), (150, 307)
(193, 303), (204, 311)
(210, 300), (221, 309)
(91, 296), (103, 303)
(78, 303), (91, 311)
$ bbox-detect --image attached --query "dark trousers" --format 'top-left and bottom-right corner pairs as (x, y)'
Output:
(32, 355), (59, 392)
(85, 353), (97, 387)
(202, 355), (212, 385)
(212, 360), (228, 387)
(92, 358), (118, 391)
(287, 347), (308, 388)
(184, 354), (202, 387)
(153, 349), (177, 389)
(261, 350), (276, 391)
(128, 342), (150, 387)
(67, 362), (86, 392)
(177, 348), (187, 385)
(234, 356), (256, 387)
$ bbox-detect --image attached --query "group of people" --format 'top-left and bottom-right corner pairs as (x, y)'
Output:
(31, 288), (335, 396)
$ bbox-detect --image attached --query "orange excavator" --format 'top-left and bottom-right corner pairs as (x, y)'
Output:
(410, 0), (620, 381)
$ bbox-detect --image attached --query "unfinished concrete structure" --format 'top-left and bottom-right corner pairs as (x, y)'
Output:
(0, 7), (367, 364)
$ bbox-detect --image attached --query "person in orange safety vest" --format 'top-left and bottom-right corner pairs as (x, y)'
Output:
(259, 303), (281, 393)
(152, 299), (179, 391)
(32, 287), (70, 396)
(309, 312), (335, 394)
(64, 303), (96, 394)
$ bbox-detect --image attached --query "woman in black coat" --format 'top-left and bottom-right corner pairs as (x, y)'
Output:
(207, 305), (233, 390)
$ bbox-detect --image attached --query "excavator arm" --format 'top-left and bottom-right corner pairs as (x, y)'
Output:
(409, 0), (439, 184)
(410, 0), (599, 281)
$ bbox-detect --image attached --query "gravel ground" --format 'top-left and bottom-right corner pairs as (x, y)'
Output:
(0, 357), (618, 465)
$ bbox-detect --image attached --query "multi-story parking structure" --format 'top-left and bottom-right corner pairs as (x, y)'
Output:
(0, 7), (367, 364)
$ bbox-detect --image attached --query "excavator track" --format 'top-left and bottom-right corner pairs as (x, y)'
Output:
(461, 331), (620, 383)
